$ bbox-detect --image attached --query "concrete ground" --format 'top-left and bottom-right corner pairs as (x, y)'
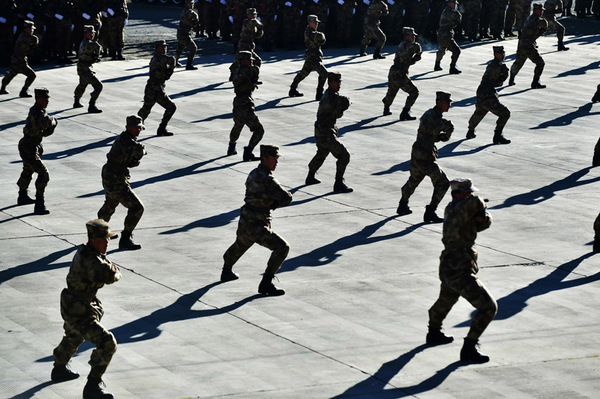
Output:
(1, 4), (600, 399)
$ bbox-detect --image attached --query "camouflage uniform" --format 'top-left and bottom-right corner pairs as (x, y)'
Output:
(204, 0), (220, 39)
(256, 0), (278, 51)
(98, 130), (146, 233)
(428, 191), (497, 341)
(513, 0), (531, 32)
(543, 0), (567, 48)
(435, 4), (462, 71)
(360, 0), (389, 57)
(303, 0), (330, 36)
(290, 22), (328, 97)
(405, 0), (431, 41)
(73, 0), (103, 51)
(461, 0), (482, 40)
(381, 0), (405, 44)
(176, 5), (200, 67)
(228, 0), (249, 50)
(53, 242), (121, 380)
(504, 0), (517, 35)
(278, 0), (303, 49)
(509, 10), (547, 86)
(332, 0), (356, 47)
(382, 37), (421, 116)
(489, 0), (508, 39)
(229, 15), (264, 75)
(74, 34), (103, 105)
(1, 26), (38, 95)
(104, 0), (128, 58)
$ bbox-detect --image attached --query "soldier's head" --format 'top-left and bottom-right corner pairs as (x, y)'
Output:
(327, 71), (342, 92)
(493, 45), (505, 61)
(83, 25), (95, 40)
(435, 91), (452, 113)
(238, 50), (253, 66)
(532, 3), (544, 15)
(450, 178), (477, 200)
(307, 15), (320, 29)
(185, 0), (194, 9)
(126, 115), (144, 138)
(155, 40), (167, 54)
(447, 0), (457, 9)
(403, 27), (417, 43)
(86, 219), (117, 254)
(247, 8), (257, 19)
(260, 144), (281, 171)
(24, 20), (35, 34)
(34, 87), (50, 108)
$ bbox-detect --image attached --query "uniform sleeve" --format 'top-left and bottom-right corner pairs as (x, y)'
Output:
(37, 110), (58, 137)
(266, 176), (293, 208)
(86, 255), (121, 285)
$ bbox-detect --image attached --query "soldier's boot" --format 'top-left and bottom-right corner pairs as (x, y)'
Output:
(51, 363), (80, 382)
(373, 47), (385, 59)
(593, 153), (600, 167)
(592, 90), (600, 103)
(34, 195), (50, 215)
(434, 61), (442, 71)
(73, 98), (84, 108)
(557, 42), (570, 51)
(175, 59), (184, 68)
(17, 190), (36, 205)
(157, 123), (174, 137)
(88, 101), (102, 114)
(1, 84), (9, 94)
(315, 88), (324, 101)
(305, 171), (321, 185)
(333, 178), (353, 193)
(220, 266), (239, 282)
(460, 337), (490, 363)
(493, 130), (511, 145)
(83, 377), (113, 399)
(227, 142), (237, 156)
(508, 72), (515, 86)
(466, 128), (476, 139)
(115, 49), (125, 60)
(531, 78), (546, 89)
(396, 199), (412, 216)
(243, 146), (259, 162)
(449, 64), (462, 74)
(359, 45), (367, 56)
(258, 273), (285, 296)
(19, 88), (32, 98)
(119, 230), (141, 251)
(426, 327), (454, 346)
(594, 237), (600, 253)
(108, 50), (116, 60)
(424, 205), (443, 223)
(399, 107), (416, 121)
(186, 59), (198, 70)
(383, 105), (392, 116)
(288, 86), (304, 97)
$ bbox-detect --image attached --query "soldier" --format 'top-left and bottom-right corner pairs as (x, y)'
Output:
(396, 91), (453, 223)
(466, 46), (511, 144)
(175, 0), (200, 70)
(221, 144), (293, 296)
(137, 40), (177, 137)
(426, 178), (497, 364)
(508, 3), (548, 89)
(504, 0), (518, 36)
(332, 0), (355, 47)
(305, 71), (353, 193)
(74, 25), (103, 113)
(359, 0), (389, 59)
(256, 0), (278, 51)
(228, 0), (248, 52)
(51, 219), (121, 399)
(489, 0), (508, 39)
(382, 26), (422, 121)
(227, 50), (264, 161)
(288, 14), (328, 100)
(229, 8), (264, 79)
(104, 0), (128, 60)
(513, 0), (532, 34)
(98, 115), (147, 251)
(462, 0), (482, 41)
(435, 0), (462, 74)
(543, 0), (570, 50)
(16, 88), (57, 215)
(204, 0), (220, 39)
(0, 20), (38, 97)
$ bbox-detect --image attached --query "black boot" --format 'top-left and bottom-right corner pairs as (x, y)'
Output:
(88, 102), (102, 114)
(34, 195), (50, 215)
(424, 205), (443, 223)
(466, 128), (476, 139)
(119, 230), (141, 251)
(305, 171), (321, 185)
(531, 79), (546, 89)
(359, 46), (367, 56)
(227, 142), (237, 156)
(594, 238), (600, 253)
(17, 190), (36, 205)
(373, 47), (385, 59)
(115, 49), (125, 61)
(315, 88), (324, 101)
(396, 199), (412, 216)
(83, 377), (114, 399)
(426, 327), (454, 346)
(383, 105), (392, 116)
(220, 267), (239, 282)
(289, 87), (303, 97)
(258, 273), (285, 296)
(508, 73), (515, 86)
(449, 64), (462, 74)
(557, 43), (570, 51)
(74, 98), (84, 108)
(593, 90), (600, 103)
(434, 61), (442, 71)
(0, 84), (8, 94)
(493, 130), (511, 144)
(333, 179), (353, 193)
(186, 60), (198, 70)
(399, 108), (416, 121)
(460, 337), (490, 363)
(243, 146), (259, 161)
(19, 88), (32, 98)
(51, 363), (80, 382)
(157, 124), (174, 137)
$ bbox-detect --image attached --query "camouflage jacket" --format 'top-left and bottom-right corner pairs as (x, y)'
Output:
(147, 52), (175, 87)
(240, 164), (293, 224)
(392, 40), (422, 73)
(438, 6), (462, 35)
(364, 0), (389, 26)
(239, 18), (264, 44)
(104, 131), (146, 174)
(233, 63), (260, 98)
(304, 25), (326, 60)
(412, 106), (453, 160)
(519, 13), (547, 48)
(476, 58), (509, 98)
(105, 0), (129, 18)
(442, 194), (492, 250)
(315, 88), (351, 130)
(543, 0), (562, 16)
(11, 31), (38, 64)
(78, 38), (102, 65)
(65, 243), (121, 300)
(22, 104), (57, 146)
(178, 7), (199, 35)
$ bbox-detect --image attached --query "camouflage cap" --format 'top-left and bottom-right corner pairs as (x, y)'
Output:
(533, 3), (544, 10)
(238, 50), (253, 60)
(450, 178), (478, 193)
(493, 45), (505, 54)
(246, 7), (257, 14)
(34, 87), (50, 98)
(403, 27), (417, 36)
(155, 39), (167, 47)
(260, 144), (281, 158)
(24, 20), (35, 30)
(83, 25), (95, 33)
(307, 14), (320, 23)
(327, 71), (342, 81)
(86, 219), (118, 239)
(436, 91), (452, 102)
(126, 114), (144, 128)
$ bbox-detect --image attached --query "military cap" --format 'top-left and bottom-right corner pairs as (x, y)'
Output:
(86, 219), (118, 239)
(246, 7), (257, 14)
(83, 25), (95, 33)
(307, 14), (320, 23)
(493, 45), (505, 54)
(24, 20), (35, 30)
(533, 3), (544, 10)
(126, 115), (145, 128)
(327, 71), (342, 81)
(450, 178), (478, 193)
(260, 144), (281, 158)
(436, 91), (452, 102)
(238, 50), (253, 60)
(155, 39), (167, 47)
(34, 87), (50, 98)
(403, 27), (417, 36)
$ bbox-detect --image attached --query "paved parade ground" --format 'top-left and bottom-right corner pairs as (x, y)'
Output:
(1, 4), (600, 398)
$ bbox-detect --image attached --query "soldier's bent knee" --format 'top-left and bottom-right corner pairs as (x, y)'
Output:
(101, 332), (117, 355)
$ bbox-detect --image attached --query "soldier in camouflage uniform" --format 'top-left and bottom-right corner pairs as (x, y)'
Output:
(396, 91), (453, 223)
(435, 0), (462, 74)
(51, 219), (121, 399)
(382, 27), (421, 121)
(16, 88), (57, 215)
(543, 0), (569, 50)
(229, 8), (264, 79)
(288, 14), (328, 100)
(513, 0), (532, 34)
(509, 3), (548, 89)
(204, 0), (220, 39)
(73, 0), (102, 52)
(461, 0), (482, 41)
(359, 0), (389, 59)
(137, 40), (177, 137)
(305, 71), (353, 193)
(466, 46), (511, 144)
(381, 0), (405, 44)
(74, 25), (103, 114)
(0, 20), (38, 97)
(104, 0), (128, 60)
(332, 0), (355, 47)
(426, 178), (497, 364)
(98, 115), (147, 251)
(221, 144), (293, 296)
(488, 0), (508, 39)
(176, 0), (200, 70)
(256, 0), (278, 51)
(504, 0), (518, 36)
(228, 0), (249, 52)
(227, 50), (264, 162)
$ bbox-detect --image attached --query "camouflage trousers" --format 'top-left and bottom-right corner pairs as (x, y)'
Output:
(98, 166), (145, 232)
(223, 218), (290, 275)
(17, 142), (49, 197)
(105, 16), (126, 50)
(176, 32), (197, 65)
(308, 125), (350, 182)
(462, 0), (482, 37)
(138, 84), (177, 126)
(361, 24), (387, 49)
(468, 95), (511, 133)
(291, 58), (327, 92)
(401, 155), (449, 209)
(510, 45), (544, 82)
(382, 67), (419, 111)
(435, 35), (461, 66)
(428, 247), (498, 340)
(513, 1), (531, 31)
(2, 62), (36, 90)
(546, 17), (565, 44)
(75, 64), (103, 103)
(230, 97), (264, 150)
